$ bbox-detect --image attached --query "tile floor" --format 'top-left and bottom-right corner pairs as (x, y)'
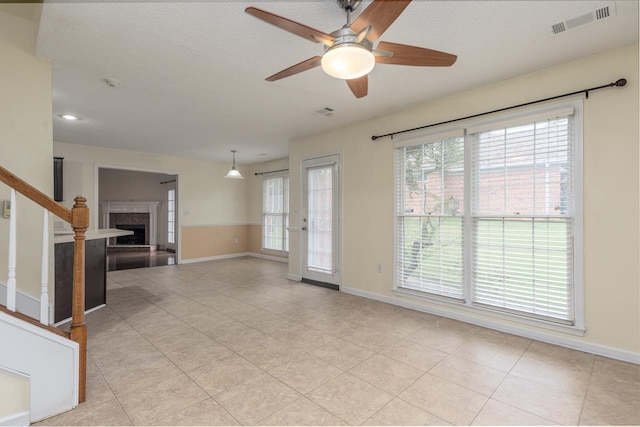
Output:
(37, 257), (640, 426)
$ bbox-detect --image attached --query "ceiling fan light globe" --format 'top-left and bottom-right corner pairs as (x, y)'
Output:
(321, 45), (375, 80)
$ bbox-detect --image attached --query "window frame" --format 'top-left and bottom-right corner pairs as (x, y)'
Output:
(167, 188), (175, 245)
(261, 172), (289, 254)
(393, 101), (584, 334)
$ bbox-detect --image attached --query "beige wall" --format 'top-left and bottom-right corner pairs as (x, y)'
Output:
(99, 169), (171, 205)
(289, 44), (639, 356)
(53, 141), (250, 261)
(0, 7), (54, 300)
(0, 368), (29, 418)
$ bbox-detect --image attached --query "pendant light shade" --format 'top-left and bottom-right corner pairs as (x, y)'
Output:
(224, 150), (244, 179)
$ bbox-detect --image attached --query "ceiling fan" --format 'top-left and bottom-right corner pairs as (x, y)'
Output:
(245, 0), (457, 99)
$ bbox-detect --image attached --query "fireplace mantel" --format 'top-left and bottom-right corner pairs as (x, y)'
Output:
(100, 201), (160, 246)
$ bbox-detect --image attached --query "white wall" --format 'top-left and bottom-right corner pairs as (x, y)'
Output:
(289, 44), (639, 359)
(0, 311), (78, 422)
(0, 6), (54, 301)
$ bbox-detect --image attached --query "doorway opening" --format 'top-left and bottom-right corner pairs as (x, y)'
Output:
(97, 167), (178, 271)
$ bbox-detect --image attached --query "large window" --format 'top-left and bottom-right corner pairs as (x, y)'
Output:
(396, 104), (581, 326)
(262, 174), (289, 252)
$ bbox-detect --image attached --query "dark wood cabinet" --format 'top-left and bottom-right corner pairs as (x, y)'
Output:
(54, 238), (107, 323)
(53, 157), (63, 202)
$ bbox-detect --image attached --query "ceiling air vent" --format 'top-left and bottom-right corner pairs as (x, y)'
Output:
(552, 22), (566, 35)
(595, 6), (610, 20)
(313, 107), (335, 117)
(551, 4), (615, 35)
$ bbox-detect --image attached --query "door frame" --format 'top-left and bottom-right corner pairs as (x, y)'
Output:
(94, 164), (180, 260)
(300, 154), (341, 288)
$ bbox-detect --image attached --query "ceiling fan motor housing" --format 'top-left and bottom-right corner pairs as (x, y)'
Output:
(327, 27), (373, 52)
(338, 0), (361, 12)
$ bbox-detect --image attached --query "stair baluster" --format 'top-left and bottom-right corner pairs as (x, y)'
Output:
(40, 209), (49, 325)
(7, 188), (17, 311)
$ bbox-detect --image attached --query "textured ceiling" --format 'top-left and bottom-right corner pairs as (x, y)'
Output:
(35, 1), (639, 165)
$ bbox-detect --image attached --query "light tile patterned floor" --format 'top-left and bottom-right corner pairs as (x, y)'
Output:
(36, 257), (640, 426)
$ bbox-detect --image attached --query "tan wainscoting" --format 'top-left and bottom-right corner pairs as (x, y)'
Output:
(181, 225), (249, 260)
(248, 224), (262, 254)
(181, 224), (289, 261)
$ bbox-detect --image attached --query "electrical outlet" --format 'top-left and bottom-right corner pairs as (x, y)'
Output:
(234, 237), (239, 244)
(377, 263), (383, 273)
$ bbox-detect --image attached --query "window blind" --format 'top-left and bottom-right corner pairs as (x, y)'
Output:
(394, 102), (580, 326)
(470, 115), (574, 322)
(262, 174), (289, 252)
(396, 137), (465, 299)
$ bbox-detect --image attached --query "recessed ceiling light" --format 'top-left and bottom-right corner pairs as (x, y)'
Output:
(60, 114), (80, 121)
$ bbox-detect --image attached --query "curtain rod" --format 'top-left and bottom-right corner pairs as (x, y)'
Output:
(254, 168), (289, 176)
(160, 179), (176, 184)
(371, 78), (627, 141)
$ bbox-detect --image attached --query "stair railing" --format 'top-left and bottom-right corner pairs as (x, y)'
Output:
(0, 164), (88, 403)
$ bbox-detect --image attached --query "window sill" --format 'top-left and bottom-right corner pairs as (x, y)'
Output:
(393, 287), (586, 337)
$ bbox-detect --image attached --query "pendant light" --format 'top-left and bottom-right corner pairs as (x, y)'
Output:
(224, 149), (244, 179)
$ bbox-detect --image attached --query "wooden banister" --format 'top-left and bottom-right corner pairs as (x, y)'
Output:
(0, 305), (70, 339)
(69, 196), (88, 403)
(0, 165), (72, 223)
(0, 165), (87, 403)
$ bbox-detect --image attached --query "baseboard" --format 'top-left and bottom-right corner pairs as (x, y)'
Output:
(0, 281), (53, 324)
(287, 274), (302, 282)
(0, 410), (30, 427)
(179, 252), (250, 264)
(247, 252), (288, 263)
(301, 277), (339, 290)
(54, 304), (106, 327)
(340, 285), (640, 365)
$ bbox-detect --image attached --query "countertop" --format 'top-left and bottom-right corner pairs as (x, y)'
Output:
(54, 228), (133, 244)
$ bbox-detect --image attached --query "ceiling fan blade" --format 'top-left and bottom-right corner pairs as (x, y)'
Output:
(266, 56), (323, 82)
(245, 7), (334, 45)
(375, 41), (457, 66)
(346, 75), (368, 98)
(350, 0), (411, 42)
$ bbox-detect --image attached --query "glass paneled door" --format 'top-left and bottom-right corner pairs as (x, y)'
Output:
(302, 155), (340, 287)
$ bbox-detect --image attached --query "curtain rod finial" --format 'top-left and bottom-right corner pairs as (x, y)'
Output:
(615, 78), (627, 87)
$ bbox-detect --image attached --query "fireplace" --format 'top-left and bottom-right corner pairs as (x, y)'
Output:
(108, 212), (150, 245)
(115, 224), (146, 245)
(100, 201), (159, 248)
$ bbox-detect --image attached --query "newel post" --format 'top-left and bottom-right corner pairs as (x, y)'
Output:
(70, 196), (89, 403)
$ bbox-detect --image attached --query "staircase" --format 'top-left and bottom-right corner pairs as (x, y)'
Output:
(0, 165), (88, 423)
